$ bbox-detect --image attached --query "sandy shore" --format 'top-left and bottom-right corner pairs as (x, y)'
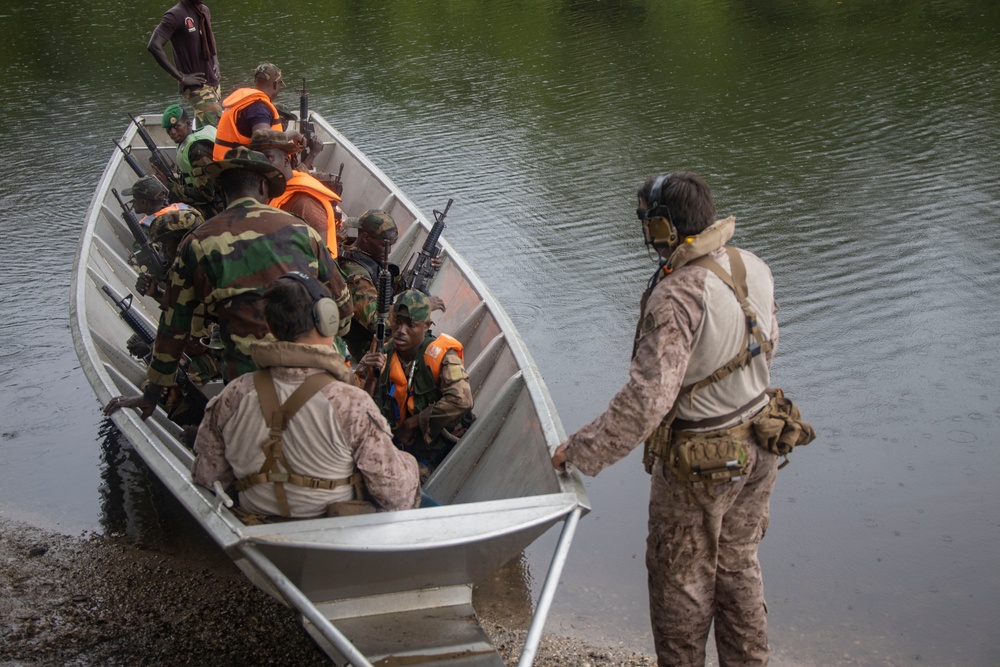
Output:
(0, 516), (654, 666)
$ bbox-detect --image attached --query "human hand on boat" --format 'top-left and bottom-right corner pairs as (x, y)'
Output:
(103, 394), (157, 421)
(428, 295), (446, 313)
(551, 443), (569, 472)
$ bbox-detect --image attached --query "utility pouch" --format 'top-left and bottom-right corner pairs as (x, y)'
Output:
(751, 388), (816, 458)
(669, 434), (747, 484)
(326, 500), (377, 517)
(643, 420), (674, 474)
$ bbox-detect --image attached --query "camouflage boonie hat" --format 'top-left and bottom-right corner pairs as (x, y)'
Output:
(150, 206), (202, 241)
(123, 176), (168, 201)
(248, 129), (300, 154)
(254, 62), (284, 86)
(393, 289), (432, 323)
(349, 209), (398, 241)
(161, 104), (185, 128)
(203, 146), (287, 197)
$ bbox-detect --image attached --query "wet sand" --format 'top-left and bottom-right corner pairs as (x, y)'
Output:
(0, 517), (654, 666)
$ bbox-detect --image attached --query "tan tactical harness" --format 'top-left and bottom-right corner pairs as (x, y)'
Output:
(235, 369), (365, 517)
(642, 246), (774, 474)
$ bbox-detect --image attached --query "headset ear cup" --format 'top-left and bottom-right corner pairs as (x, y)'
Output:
(313, 297), (340, 337)
(646, 216), (678, 248)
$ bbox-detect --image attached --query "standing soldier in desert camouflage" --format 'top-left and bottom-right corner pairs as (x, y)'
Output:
(105, 147), (353, 421)
(552, 172), (788, 666)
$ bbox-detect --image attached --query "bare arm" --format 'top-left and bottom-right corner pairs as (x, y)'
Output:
(147, 29), (205, 87)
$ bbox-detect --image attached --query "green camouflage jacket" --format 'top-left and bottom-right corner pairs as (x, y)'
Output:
(147, 197), (351, 386)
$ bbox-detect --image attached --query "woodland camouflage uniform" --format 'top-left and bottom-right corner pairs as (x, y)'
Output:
(147, 197), (351, 385)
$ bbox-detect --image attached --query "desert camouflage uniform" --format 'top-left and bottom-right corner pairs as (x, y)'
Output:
(146, 197), (352, 386)
(563, 244), (781, 667)
(192, 340), (421, 517)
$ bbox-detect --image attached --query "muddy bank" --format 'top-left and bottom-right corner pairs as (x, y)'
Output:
(0, 517), (654, 666)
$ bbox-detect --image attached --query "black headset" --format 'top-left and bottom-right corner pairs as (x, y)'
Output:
(281, 271), (339, 337)
(638, 173), (679, 250)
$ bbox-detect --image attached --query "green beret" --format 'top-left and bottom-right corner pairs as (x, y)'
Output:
(161, 104), (184, 128)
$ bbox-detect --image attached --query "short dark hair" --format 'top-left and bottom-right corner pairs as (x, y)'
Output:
(638, 172), (716, 237)
(262, 277), (330, 341)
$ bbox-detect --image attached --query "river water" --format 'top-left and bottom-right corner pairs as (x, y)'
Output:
(1, 1), (998, 664)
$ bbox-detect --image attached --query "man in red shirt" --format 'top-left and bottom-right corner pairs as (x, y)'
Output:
(147, 0), (222, 127)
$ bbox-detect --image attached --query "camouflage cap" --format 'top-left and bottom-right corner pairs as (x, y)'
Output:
(123, 176), (168, 201)
(161, 104), (185, 128)
(349, 209), (398, 241)
(254, 62), (284, 86)
(393, 289), (432, 323)
(248, 129), (300, 154)
(203, 146), (287, 198)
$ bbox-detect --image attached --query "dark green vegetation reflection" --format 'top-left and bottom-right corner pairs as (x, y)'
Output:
(0, 1), (998, 665)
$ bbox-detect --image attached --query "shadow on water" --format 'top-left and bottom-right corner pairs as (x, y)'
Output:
(95, 419), (218, 559)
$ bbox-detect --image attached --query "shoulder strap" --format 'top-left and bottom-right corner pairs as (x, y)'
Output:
(248, 369), (336, 516)
(678, 247), (773, 403)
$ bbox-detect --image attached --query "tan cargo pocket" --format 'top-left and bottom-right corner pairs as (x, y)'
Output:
(752, 388), (816, 456)
(326, 500), (377, 517)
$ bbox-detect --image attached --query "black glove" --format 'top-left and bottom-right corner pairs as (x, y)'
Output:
(126, 334), (151, 359)
(135, 272), (156, 296)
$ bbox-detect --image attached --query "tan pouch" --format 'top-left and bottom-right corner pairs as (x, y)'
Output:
(669, 435), (747, 484)
(326, 500), (377, 517)
(752, 388), (816, 456)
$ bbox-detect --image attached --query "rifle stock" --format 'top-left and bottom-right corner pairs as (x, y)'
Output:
(406, 198), (453, 294)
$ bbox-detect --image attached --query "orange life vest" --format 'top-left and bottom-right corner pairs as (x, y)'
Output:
(213, 88), (281, 160)
(387, 334), (464, 423)
(269, 171), (343, 257)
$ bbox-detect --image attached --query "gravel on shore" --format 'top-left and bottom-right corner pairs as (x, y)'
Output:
(0, 517), (654, 666)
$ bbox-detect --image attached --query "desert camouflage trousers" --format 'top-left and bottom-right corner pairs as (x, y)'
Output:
(647, 436), (779, 667)
(181, 84), (222, 127)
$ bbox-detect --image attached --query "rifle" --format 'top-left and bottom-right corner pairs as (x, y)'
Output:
(363, 240), (394, 401)
(299, 78), (317, 164)
(403, 198), (452, 294)
(129, 113), (182, 184)
(113, 139), (148, 178)
(100, 282), (209, 424)
(112, 188), (166, 281)
(329, 163), (344, 196)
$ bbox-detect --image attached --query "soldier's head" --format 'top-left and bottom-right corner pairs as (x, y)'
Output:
(249, 129), (298, 181)
(350, 209), (398, 256)
(161, 104), (191, 144)
(254, 62), (284, 101)
(123, 176), (169, 215)
(636, 172), (716, 255)
(390, 290), (432, 359)
(263, 273), (339, 343)
(204, 146), (287, 204)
